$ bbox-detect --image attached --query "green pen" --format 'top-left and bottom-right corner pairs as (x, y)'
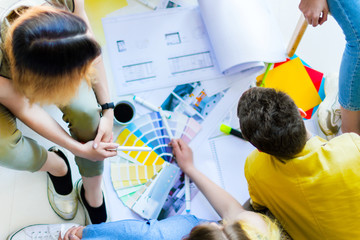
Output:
(220, 124), (245, 140)
(260, 62), (273, 87)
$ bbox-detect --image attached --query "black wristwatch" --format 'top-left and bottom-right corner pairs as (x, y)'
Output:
(100, 102), (115, 110)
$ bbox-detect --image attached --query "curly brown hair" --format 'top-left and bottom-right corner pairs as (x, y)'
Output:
(237, 87), (307, 160)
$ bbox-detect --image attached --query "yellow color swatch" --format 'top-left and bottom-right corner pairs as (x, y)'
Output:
(111, 163), (163, 189)
(85, 0), (128, 45)
(264, 58), (321, 111)
(115, 128), (165, 166)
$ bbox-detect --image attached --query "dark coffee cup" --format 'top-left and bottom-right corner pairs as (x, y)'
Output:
(114, 101), (136, 125)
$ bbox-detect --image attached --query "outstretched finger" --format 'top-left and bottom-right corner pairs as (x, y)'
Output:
(102, 142), (120, 150)
(69, 234), (81, 240)
(171, 139), (181, 153)
(319, 10), (328, 25)
(62, 226), (78, 240)
(177, 138), (188, 151)
(64, 226), (84, 240)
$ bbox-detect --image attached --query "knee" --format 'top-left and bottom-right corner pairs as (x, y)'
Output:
(0, 137), (47, 172)
(63, 104), (101, 141)
(71, 104), (101, 129)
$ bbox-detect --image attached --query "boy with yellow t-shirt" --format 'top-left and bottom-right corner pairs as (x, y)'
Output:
(237, 87), (360, 240)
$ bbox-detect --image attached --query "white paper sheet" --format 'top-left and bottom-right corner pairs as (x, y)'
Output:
(103, 7), (223, 95)
(102, 2), (285, 95)
(198, 0), (286, 75)
(209, 135), (255, 204)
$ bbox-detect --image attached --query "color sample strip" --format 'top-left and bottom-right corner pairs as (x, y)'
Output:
(181, 118), (202, 143)
(130, 112), (168, 158)
(150, 112), (168, 148)
(112, 113), (202, 218)
(122, 172), (158, 207)
(116, 128), (165, 166)
(111, 162), (164, 188)
(116, 185), (144, 198)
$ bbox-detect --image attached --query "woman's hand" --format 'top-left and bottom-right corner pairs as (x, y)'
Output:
(93, 109), (114, 149)
(59, 225), (85, 240)
(299, 0), (329, 27)
(76, 140), (119, 162)
(170, 139), (194, 174)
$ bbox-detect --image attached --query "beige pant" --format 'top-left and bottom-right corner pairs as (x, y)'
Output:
(0, 81), (103, 177)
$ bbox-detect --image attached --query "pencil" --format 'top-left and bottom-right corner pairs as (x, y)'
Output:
(133, 95), (171, 119)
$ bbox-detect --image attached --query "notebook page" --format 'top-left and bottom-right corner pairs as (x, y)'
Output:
(209, 135), (255, 204)
(198, 0), (286, 75)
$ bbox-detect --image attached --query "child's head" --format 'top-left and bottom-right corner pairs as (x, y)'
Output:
(184, 215), (280, 240)
(237, 87), (307, 160)
(5, 6), (101, 106)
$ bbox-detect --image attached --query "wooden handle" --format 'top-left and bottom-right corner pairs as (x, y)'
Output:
(287, 14), (308, 57)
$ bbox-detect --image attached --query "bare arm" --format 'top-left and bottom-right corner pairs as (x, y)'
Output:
(0, 77), (118, 161)
(171, 138), (246, 219)
(171, 139), (270, 233)
(73, 0), (114, 147)
(299, 0), (329, 27)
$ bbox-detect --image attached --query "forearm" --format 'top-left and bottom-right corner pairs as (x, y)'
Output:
(92, 56), (111, 105)
(73, 0), (113, 107)
(92, 57), (115, 120)
(16, 104), (83, 155)
(15, 103), (118, 162)
(185, 166), (245, 219)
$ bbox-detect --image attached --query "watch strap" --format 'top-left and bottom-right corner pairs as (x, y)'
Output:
(100, 102), (115, 110)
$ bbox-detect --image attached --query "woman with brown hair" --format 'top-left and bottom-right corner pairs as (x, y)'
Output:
(0, 0), (118, 224)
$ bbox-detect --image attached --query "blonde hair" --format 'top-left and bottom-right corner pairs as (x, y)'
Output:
(4, 5), (100, 106)
(184, 214), (281, 240)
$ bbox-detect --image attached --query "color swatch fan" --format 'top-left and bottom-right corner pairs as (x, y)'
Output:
(111, 112), (201, 219)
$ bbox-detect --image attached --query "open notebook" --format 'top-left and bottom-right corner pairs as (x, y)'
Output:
(209, 134), (255, 204)
(102, 0), (285, 95)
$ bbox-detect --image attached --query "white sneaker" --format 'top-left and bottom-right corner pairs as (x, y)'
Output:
(7, 223), (79, 240)
(317, 73), (342, 139)
(47, 147), (78, 220)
